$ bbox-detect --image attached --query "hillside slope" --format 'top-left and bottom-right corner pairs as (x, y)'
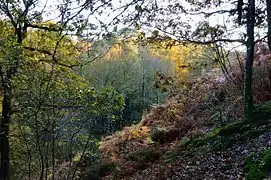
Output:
(124, 107), (271, 180)
(99, 52), (271, 180)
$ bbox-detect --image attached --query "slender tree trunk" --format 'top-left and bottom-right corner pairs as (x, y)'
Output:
(267, 0), (271, 51)
(45, 141), (48, 180)
(36, 117), (44, 180)
(52, 112), (55, 180)
(244, 0), (255, 121)
(0, 26), (25, 179)
(0, 80), (12, 180)
(71, 135), (91, 180)
(18, 125), (32, 179)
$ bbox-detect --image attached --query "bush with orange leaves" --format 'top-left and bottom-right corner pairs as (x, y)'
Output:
(100, 125), (151, 161)
(100, 76), (231, 178)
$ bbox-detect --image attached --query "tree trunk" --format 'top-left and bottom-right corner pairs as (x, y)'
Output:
(0, 80), (12, 180)
(244, 0), (255, 121)
(267, 0), (271, 51)
(0, 27), (23, 180)
(0, 24), (25, 180)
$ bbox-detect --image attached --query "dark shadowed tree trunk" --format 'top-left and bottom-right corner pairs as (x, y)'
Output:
(267, 0), (271, 51)
(244, 0), (255, 121)
(0, 79), (12, 180)
(0, 21), (25, 180)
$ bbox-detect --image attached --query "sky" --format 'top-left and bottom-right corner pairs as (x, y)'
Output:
(36, 0), (266, 51)
(38, 0), (235, 33)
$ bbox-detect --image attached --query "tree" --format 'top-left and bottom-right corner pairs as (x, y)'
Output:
(244, 0), (256, 120)
(11, 64), (124, 179)
(0, 20), (22, 180)
(267, 0), (271, 50)
(0, 21), (125, 179)
(0, 0), (135, 178)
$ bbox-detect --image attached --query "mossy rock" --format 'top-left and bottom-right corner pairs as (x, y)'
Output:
(127, 147), (162, 164)
(150, 127), (181, 144)
(99, 159), (117, 177)
(150, 127), (165, 143)
(244, 149), (271, 180)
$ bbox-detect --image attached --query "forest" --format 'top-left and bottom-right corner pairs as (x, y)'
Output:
(0, 0), (270, 179)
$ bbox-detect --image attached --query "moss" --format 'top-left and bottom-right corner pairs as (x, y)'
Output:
(182, 122), (240, 150)
(218, 121), (245, 135)
(212, 136), (235, 151)
(187, 117), (270, 149)
(163, 103), (271, 163)
(244, 149), (271, 180)
(163, 136), (209, 163)
(190, 145), (206, 156)
(241, 128), (267, 139)
(168, 118), (271, 161)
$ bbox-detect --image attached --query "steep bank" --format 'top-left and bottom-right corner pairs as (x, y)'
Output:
(99, 53), (271, 179)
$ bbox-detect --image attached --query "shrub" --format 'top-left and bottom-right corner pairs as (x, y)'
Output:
(244, 149), (271, 180)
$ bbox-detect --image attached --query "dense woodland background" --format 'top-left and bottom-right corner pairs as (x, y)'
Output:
(0, 0), (270, 179)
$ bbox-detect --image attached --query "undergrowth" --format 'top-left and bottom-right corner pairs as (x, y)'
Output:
(99, 52), (271, 178)
(244, 149), (271, 180)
